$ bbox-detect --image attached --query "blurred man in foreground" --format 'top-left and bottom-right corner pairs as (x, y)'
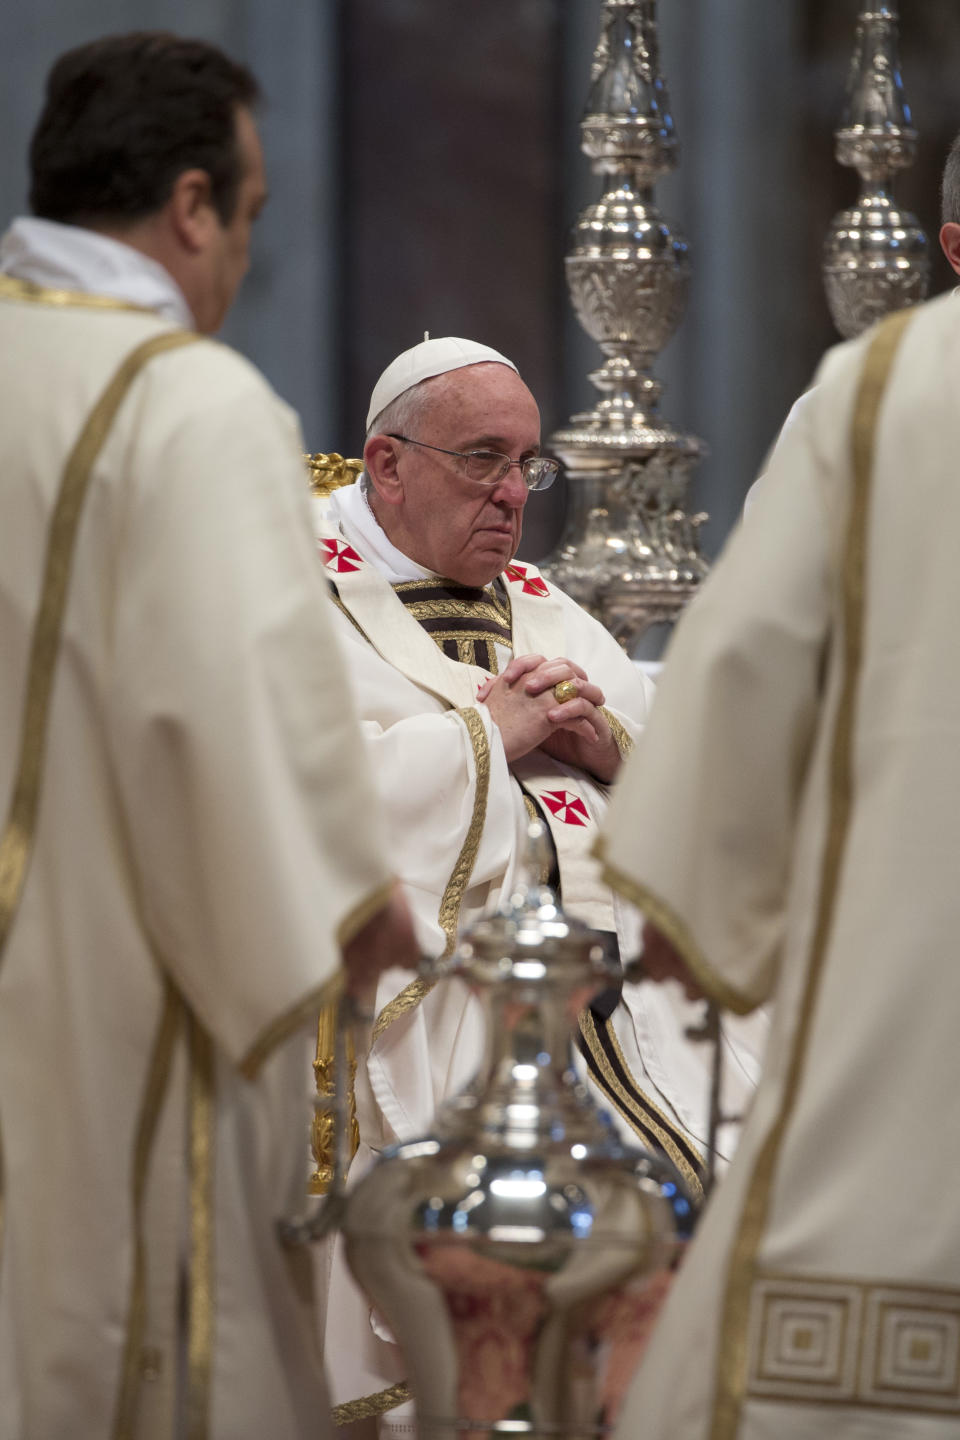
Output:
(0, 33), (415, 1439)
(599, 294), (960, 1439)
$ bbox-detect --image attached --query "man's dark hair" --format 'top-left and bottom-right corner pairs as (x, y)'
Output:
(942, 131), (960, 227)
(29, 32), (260, 228)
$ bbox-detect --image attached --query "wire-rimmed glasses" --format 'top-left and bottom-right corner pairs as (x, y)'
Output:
(387, 434), (560, 492)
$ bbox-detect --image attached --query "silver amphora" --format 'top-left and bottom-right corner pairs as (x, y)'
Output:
(341, 829), (684, 1438)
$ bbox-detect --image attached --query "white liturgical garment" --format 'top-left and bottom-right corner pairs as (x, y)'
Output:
(313, 477), (767, 1427)
(0, 224), (391, 1440)
(600, 296), (960, 1440)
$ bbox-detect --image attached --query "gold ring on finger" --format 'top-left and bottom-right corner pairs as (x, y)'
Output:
(552, 679), (579, 704)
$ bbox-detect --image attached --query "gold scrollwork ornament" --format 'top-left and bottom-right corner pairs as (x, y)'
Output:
(305, 452), (364, 497)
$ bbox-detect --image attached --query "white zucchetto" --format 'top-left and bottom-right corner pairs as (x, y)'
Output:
(366, 335), (518, 430)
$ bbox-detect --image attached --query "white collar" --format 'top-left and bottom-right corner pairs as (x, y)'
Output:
(0, 216), (195, 329)
(327, 476), (436, 584)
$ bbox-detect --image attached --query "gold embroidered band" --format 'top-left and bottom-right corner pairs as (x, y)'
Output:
(393, 577), (512, 674)
(186, 1015), (215, 1440)
(111, 982), (182, 1440)
(0, 272), (151, 312)
(372, 704), (491, 1043)
(332, 1379), (412, 1426)
(746, 1271), (960, 1416)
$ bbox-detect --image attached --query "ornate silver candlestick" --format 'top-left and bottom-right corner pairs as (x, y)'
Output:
(545, 0), (707, 654)
(823, 3), (929, 339)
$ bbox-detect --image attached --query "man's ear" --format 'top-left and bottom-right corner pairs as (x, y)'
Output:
(940, 222), (960, 278)
(364, 434), (404, 506)
(168, 168), (217, 254)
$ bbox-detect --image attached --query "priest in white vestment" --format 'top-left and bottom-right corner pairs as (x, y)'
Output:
(0, 34), (417, 1440)
(598, 297), (960, 1440)
(315, 337), (767, 1431)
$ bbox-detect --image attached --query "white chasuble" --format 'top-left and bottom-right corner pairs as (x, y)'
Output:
(0, 276), (391, 1440)
(600, 298), (960, 1440)
(314, 485), (767, 1426)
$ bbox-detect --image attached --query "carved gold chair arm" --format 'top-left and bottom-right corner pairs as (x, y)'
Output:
(310, 996), (360, 1195)
(305, 451), (364, 497)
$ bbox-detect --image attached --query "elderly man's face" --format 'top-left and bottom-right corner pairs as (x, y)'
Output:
(381, 363), (541, 588)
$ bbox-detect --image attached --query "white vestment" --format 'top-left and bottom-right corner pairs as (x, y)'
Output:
(314, 480), (766, 1426)
(0, 231), (391, 1440)
(600, 296), (960, 1440)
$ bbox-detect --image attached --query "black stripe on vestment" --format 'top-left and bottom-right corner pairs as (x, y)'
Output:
(392, 576), (513, 673)
(577, 1007), (707, 1200)
(393, 581), (487, 605)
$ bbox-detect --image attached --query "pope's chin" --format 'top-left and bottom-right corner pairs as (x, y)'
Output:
(477, 525), (517, 551)
(463, 532), (517, 587)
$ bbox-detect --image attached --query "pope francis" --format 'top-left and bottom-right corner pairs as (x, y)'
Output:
(314, 335), (767, 1432)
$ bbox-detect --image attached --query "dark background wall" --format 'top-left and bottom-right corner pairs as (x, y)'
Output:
(2, 0), (959, 565)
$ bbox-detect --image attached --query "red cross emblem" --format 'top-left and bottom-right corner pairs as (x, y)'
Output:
(539, 790), (589, 827)
(319, 538), (363, 573)
(505, 563), (549, 597)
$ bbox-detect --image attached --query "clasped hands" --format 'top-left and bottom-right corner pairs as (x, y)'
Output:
(475, 653), (621, 784)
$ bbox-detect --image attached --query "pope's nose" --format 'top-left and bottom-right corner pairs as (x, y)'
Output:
(493, 466), (529, 508)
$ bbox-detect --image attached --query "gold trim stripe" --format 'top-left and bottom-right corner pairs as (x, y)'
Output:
(371, 974), (435, 1046)
(0, 271), (153, 312)
(332, 1380), (411, 1426)
(599, 707), (634, 763)
(709, 307), (915, 1440)
(329, 586), (371, 640)
(398, 599), (511, 625)
(438, 707), (490, 956)
(111, 981), (182, 1440)
(0, 328), (199, 1286)
(186, 1015), (215, 1440)
(578, 1008), (705, 1205)
(372, 706), (491, 1043)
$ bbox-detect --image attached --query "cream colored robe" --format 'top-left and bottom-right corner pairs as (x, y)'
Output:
(314, 487), (766, 1427)
(601, 298), (960, 1439)
(0, 281), (390, 1440)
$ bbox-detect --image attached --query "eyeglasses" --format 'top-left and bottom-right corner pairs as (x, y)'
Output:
(387, 434), (560, 492)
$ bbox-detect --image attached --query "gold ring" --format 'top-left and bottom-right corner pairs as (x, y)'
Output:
(552, 680), (578, 704)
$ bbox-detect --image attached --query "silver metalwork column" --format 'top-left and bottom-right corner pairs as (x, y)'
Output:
(545, 0), (707, 655)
